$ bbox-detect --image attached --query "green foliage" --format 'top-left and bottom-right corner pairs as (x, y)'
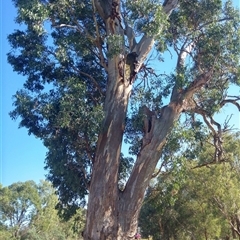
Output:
(118, 154), (134, 190)
(126, 0), (169, 38)
(0, 180), (40, 238)
(0, 223), (13, 240)
(8, 0), (140, 216)
(7, 0), (240, 222)
(0, 181), (85, 240)
(163, 0), (240, 91)
(139, 132), (240, 239)
(107, 34), (124, 57)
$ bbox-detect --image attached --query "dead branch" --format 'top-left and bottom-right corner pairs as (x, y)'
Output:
(223, 114), (234, 131)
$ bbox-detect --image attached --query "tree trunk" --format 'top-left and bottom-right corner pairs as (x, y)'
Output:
(84, 1), (180, 239)
(84, 56), (133, 239)
(84, 98), (183, 239)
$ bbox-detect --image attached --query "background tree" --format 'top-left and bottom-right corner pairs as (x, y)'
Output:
(0, 181), (40, 238)
(139, 132), (240, 239)
(0, 181), (85, 240)
(7, 0), (240, 238)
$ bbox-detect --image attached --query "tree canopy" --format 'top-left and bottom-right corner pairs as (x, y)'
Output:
(0, 181), (85, 240)
(139, 132), (240, 239)
(7, 0), (240, 238)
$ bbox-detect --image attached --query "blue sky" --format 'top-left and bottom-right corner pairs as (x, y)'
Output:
(1, 1), (47, 186)
(1, 1), (239, 187)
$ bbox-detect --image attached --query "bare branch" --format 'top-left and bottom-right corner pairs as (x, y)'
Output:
(178, 41), (195, 68)
(220, 96), (240, 111)
(124, 24), (137, 52)
(192, 105), (224, 162)
(134, 36), (155, 72)
(151, 160), (167, 178)
(223, 114), (234, 131)
(53, 24), (77, 29)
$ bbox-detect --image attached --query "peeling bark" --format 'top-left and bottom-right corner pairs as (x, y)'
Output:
(84, 101), (184, 239)
(84, 55), (132, 239)
(84, 1), (180, 239)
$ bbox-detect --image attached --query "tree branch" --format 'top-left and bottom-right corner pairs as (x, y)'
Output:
(184, 94), (239, 163)
(192, 105), (224, 162)
(220, 96), (240, 111)
(51, 3), (108, 71)
(93, 0), (112, 21)
(213, 196), (240, 236)
(53, 24), (77, 29)
(52, 20), (95, 43)
(45, 48), (104, 95)
(171, 40), (195, 101)
(72, 66), (104, 96)
(163, 0), (179, 15)
(124, 24), (137, 52)
(132, 1), (179, 73)
(184, 71), (213, 100)
(91, 0), (108, 71)
(192, 158), (228, 169)
(197, 17), (234, 32)
(151, 159), (167, 178)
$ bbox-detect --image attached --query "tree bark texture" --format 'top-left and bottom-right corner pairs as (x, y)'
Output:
(84, 1), (181, 239)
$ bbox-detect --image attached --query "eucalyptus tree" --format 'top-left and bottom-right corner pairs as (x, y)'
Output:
(26, 181), (85, 240)
(0, 181), (85, 240)
(0, 181), (41, 238)
(8, 0), (240, 238)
